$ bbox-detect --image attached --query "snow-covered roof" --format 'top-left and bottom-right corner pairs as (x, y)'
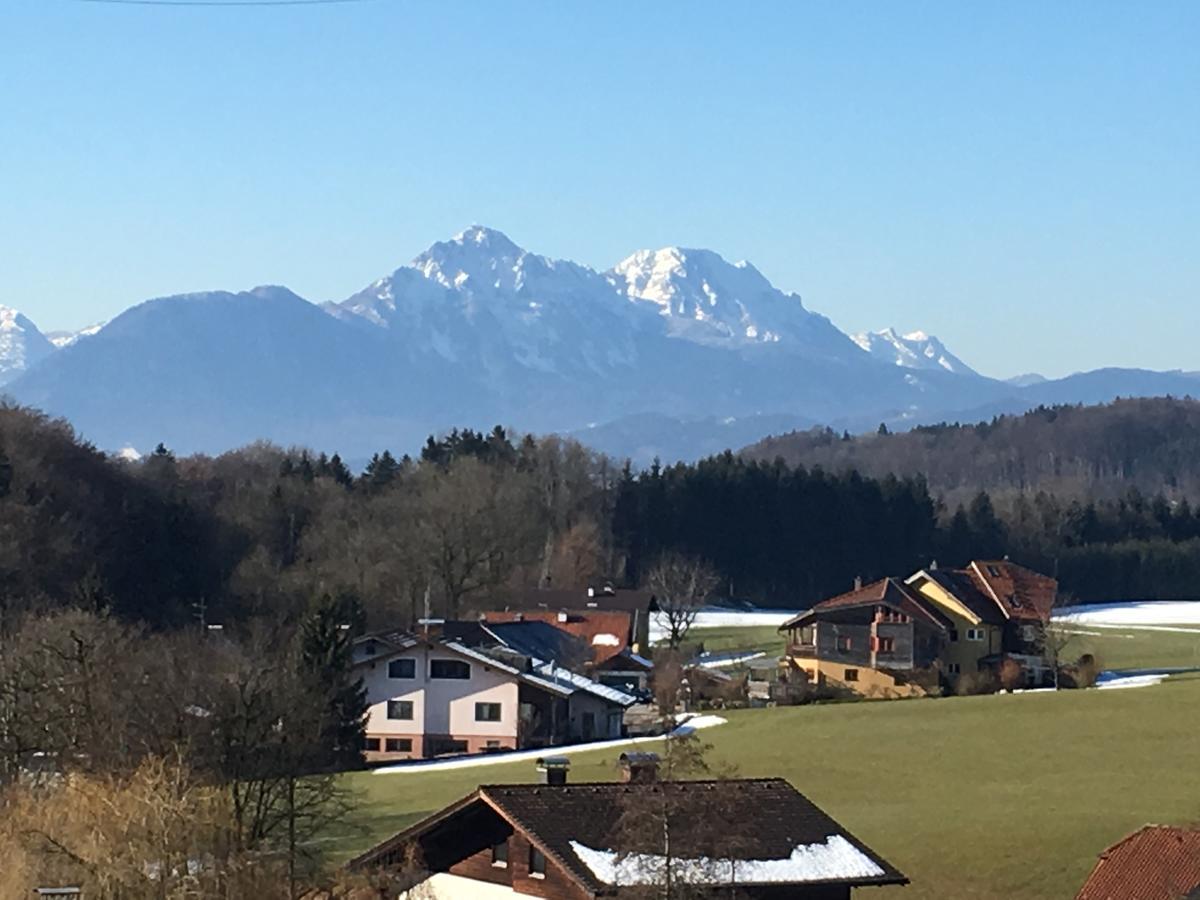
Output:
(569, 834), (886, 886)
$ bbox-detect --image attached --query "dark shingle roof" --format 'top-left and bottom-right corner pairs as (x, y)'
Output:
(351, 778), (907, 894)
(1076, 825), (1200, 900)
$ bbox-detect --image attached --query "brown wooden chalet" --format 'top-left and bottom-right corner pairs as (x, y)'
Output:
(780, 561), (1059, 695)
(349, 756), (908, 899)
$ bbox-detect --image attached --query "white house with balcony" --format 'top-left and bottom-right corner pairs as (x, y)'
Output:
(352, 624), (636, 762)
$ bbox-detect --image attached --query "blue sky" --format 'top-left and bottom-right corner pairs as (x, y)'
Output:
(2, 0), (1196, 378)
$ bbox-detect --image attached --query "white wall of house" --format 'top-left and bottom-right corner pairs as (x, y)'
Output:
(360, 645), (519, 743)
(400, 873), (521, 899)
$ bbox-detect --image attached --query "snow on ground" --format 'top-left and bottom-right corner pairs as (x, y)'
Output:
(568, 834), (885, 886)
(372, 715), (727, 775)
(650, 608), (799, 642)
(1095, 671), (1174, 691)
(1054, 600), (1200, 627)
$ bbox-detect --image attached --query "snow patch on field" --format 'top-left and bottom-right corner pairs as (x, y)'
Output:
(1095, 672), (1173, 691)
(569, 834), (885, 886)
(372, 715), (727, 775)
(1054, 600), (1200, 627)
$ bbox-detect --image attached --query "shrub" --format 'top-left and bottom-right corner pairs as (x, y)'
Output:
(954, 670), (1000, 697)
(1062, 653), (1102, 689)
(998, 658), (1026, 692)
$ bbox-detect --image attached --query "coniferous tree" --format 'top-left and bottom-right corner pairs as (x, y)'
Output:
(296, 592), (368, 770)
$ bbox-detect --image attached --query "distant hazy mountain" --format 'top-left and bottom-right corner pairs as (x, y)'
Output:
(46, 322), (105, 349)
(851, 328), (978, 377)
(0, 306), (56, 385)
(5, 226), (1195, 460)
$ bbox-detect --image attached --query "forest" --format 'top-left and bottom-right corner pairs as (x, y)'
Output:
(744, 396), (1200, 506)
(1, 399), (1198, 633)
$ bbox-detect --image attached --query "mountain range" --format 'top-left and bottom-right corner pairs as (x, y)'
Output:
(2, 225), (1196, 462)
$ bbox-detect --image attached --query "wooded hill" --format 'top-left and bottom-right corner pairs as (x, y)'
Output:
(743, 397), (1200, 507)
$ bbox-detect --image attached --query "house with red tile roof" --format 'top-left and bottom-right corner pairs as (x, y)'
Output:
(1075, 825), (1200, 900)
(780, 560), (1058, 696)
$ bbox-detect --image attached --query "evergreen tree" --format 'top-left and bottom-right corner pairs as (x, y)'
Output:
(295, 592), (368, 770)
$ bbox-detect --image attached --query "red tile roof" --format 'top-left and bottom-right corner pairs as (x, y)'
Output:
(968, 560), (1057, 622)
(1076, 826), (1200, 900)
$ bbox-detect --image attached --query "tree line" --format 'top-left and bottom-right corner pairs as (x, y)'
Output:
(744, 397), (1200, 507)
(1, 402), (1198, 635)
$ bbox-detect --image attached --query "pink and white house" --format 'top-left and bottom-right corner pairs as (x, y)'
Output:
(353, 624), (636, 762)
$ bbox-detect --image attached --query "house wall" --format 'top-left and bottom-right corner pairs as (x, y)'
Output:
(910, 580), (1003, 676)
(565, 692), (623, 741)
(788, 654), (928, 699)
(360, 645), (519, 761)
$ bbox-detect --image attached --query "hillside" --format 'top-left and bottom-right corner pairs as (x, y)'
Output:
(743, 397), (1200, 505)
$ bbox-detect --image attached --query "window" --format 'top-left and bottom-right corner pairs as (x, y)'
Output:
(949, 628), (959, 642)
(364, 738), (381, 752)
(947, 663), (961, 675)
(844, 668), (859, 682)
(966, 628), (984, 642)
(364, 640), (377, 657)
(529, 847), (546, 879)
(1021, 625), (1038, 643)
(877, 637), (895, 654)
(475, 702), (502, 722)
(430, 659), (470, 680)
(387, 700), (414, 720)
(485, 739), (501, 750)
(986, 565), (1002, 577)
(388, 658), (415, 679)
(837, 636), (852, 652)
(385, 738), (412, 752)
(491, 840), (508, 868)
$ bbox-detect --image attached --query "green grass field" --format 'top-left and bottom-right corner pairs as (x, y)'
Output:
(1060, 624), (1200, 670)
(331, 623), (1200, 897)
(333, 673), (1200, 898)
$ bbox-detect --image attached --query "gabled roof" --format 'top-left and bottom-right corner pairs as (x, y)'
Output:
(350, 778), (908, 895)
(781, 577), (951, 632)
(481, 620), (593, 666)
(908, 568), (1008, 626)
(967, 560), (1057, 622)
(1076, 825), (1200, 900)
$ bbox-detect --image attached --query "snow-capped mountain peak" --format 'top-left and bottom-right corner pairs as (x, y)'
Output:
(609, 246), (859, 359)
(852, 328), (978, 376)
(0, 305), (56, 385)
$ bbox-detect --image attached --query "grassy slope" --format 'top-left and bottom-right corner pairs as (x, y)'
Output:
(334, 674), (1200, 899)
(1064, 626), (1200, 670)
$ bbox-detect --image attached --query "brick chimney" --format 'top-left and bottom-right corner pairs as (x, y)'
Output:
(618, 751), (660, 784)
(536, 756), (570, 785)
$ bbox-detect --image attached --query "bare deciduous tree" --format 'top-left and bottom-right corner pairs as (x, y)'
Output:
(644, 554), (720, 649)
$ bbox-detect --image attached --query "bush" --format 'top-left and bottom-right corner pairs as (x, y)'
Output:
(998, 658), (1026, 692)
(1061, 653), (1102, 689)
(954, 670), (1000, 697)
